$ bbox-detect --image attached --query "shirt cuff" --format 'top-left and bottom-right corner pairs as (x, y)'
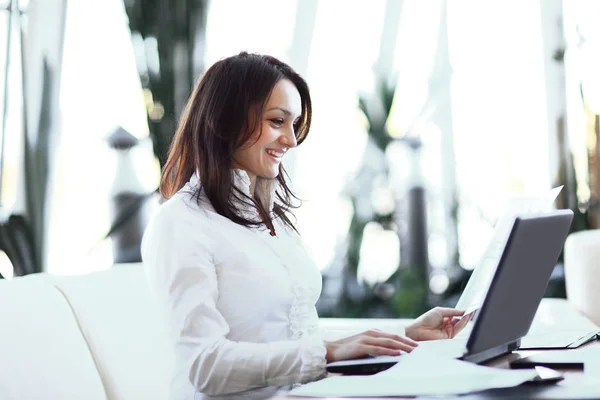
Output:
(298, 337), (327, 383)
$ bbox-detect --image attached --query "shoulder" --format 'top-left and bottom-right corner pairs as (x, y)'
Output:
(142, 191), (213, 257)
(149, 191), (202, 230)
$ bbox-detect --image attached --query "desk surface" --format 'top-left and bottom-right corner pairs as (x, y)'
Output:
(274, 298), (600, 399)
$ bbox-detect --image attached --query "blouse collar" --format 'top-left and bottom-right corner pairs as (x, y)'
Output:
(188, 169), (277, 218)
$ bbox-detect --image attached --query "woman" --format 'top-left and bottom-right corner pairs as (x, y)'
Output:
(142, 52), (469, 400)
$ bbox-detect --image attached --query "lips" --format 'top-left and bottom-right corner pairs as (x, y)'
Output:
(266, 148), (286, 158)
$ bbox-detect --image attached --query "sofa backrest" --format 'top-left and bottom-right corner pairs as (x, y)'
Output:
(0, 275), (107, 400)
(53, 263), (174, 400)
(0, 263), (174, 400)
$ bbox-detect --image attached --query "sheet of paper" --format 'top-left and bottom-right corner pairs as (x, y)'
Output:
(289, 354), (538, 397)
(455, 186), (563, 313)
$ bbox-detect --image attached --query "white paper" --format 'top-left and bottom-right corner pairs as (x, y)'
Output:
(290, 354), (538, 397)
(409, 338), (468, 358)
(455, 186), (563, 313)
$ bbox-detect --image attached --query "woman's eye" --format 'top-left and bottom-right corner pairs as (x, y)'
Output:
(270, 118), (284, 127)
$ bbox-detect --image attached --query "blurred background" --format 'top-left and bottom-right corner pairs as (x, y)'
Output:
(1, 0), (600, 318)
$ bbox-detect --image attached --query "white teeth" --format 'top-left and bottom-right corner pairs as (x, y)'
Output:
(267, 149), (284, 158)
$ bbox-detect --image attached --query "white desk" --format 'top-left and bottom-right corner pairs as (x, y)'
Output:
(275, 298), (600, 399)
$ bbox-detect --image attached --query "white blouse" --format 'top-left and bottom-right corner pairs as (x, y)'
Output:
(142, 171), (327, 400)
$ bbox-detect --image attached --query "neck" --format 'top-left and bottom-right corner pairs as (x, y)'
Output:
(247, 173), (257, 198)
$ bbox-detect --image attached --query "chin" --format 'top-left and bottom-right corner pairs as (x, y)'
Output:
(261, 168), (280, 179)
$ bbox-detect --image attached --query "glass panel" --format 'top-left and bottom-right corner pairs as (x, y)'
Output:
(447, 0), (549, 269)
(296, 0), (387, 271)
(204, 0), (298, 65)
(48, 0), (155, 275)
(1, 7), (23, 209)
(0, 10), (9, 201)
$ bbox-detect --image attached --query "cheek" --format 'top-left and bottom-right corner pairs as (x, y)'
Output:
(235, 142), (262, 165)
(256, 126), (279, 146)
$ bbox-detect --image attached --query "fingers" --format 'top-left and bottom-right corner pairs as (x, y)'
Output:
(434, 307), (465, 318)
(362, 336), (417, 354)
(326, 332), (417, 362)
(362, 344), (405, 356)
(362, 329), (419, 347)
(442, 313), (472, 338)
(452, 314), (471, 334)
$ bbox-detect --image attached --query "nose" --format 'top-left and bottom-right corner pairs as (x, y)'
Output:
(280, 124), (297, 148)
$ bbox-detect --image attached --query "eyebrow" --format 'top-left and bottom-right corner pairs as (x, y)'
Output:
(266, 106), (294, 116)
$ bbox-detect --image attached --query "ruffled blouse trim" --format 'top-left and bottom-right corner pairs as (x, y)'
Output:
(188, 170), (277, 220)
(297, 337), (327, 384)
(289, 284), (320, 340)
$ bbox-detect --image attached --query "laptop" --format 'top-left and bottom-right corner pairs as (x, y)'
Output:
(327, 210), (575, 375)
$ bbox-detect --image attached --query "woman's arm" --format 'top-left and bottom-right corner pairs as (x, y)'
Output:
(142, 209), (327, 396)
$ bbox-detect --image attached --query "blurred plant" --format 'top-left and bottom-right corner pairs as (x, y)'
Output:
(552, 33), (598, 236)
(318, 79), (431, 318)
(123, 0), (209, 169)
(95, 1), (209, 250)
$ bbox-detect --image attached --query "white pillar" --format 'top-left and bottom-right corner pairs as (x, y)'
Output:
(430, 0), (457, 267)
(539, 0), (567, 189)
(285, 0), (318, 182)
(373, 0), (403, 80)
(21, 0), (68, 272)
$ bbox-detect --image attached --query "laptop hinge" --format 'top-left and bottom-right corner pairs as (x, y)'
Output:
(461, 339), (521, 364)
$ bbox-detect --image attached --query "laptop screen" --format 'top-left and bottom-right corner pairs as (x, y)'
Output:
(465, 210), (573, 358)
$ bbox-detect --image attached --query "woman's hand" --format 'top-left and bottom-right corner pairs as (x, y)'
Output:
(405, 307), (472, 341)
(324, 329), (419, 363)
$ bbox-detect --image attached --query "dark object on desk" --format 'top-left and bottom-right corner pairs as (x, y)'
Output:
(510, 352), (585, 370)
(326, 211), (574, 375)
(326, 355), (398, 375)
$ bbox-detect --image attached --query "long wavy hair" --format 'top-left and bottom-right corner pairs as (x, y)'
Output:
(160, 52), (312, 232)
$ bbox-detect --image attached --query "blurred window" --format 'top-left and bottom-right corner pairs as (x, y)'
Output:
(447, 1), (550, 269)
(0, 2), (25, 279)
(49, 0), (155, 275)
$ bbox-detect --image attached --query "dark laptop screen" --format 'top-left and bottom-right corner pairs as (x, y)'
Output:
(466, 210), (573, 356)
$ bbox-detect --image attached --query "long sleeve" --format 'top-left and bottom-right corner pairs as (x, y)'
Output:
(142, 202), (327, 397)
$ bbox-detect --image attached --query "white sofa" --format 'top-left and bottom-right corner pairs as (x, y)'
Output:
(564, 229), (600, 326)
(0, 264), (174, 400)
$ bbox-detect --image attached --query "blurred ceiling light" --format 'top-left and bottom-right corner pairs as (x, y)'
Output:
(371, 176), (396, 215)
(131, 32), (149, 78)
(429, 270), (449, 294)
(149, 102), (164, 121)
(357, 221), (400, 287)
(142, 88), (154, 112)
(144, 36), (160, 77)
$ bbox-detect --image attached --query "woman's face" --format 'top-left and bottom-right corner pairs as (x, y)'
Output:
(233, 79), (302, 185)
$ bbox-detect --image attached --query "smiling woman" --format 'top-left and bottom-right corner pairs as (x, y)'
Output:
(159, 52), (312, 236)
(142, 52), (469, 400)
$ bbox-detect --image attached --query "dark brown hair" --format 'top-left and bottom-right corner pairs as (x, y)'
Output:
(160, 52), (312, 231)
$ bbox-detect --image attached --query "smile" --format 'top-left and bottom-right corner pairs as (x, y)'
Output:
(266, 149), (286, 158)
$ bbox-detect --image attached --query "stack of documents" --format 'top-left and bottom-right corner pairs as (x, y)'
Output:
(290, 352), (537, 397)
